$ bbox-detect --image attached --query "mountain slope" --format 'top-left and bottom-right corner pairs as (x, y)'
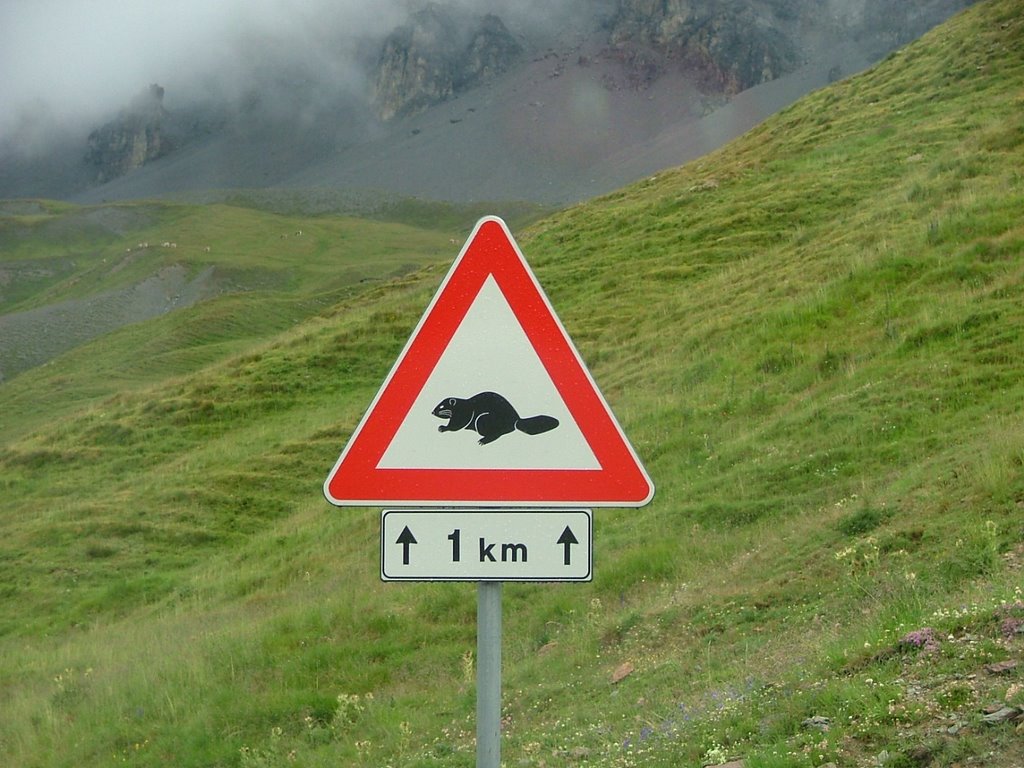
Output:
(1, 1), (1022, 766)
(0, 201), (473, 439)
(2, 2), (973, 207)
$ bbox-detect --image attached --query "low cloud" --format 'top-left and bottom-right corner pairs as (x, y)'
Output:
(0, 0), (406, 143)
(0, 0), (603, 146)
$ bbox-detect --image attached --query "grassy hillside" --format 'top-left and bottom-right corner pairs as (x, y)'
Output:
(0, 201), (462, 440)
(1, 1), (1023, 766)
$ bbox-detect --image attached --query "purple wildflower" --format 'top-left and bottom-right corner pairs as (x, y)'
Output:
(899, 627), (940, 653)
(997, 601), (1024, 639)
(1000, 617), (1022, 639)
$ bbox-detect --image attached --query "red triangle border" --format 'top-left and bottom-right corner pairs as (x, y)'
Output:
(324, 217), (654, 507)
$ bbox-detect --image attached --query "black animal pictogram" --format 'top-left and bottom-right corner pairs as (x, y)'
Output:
(431, 392), (559, 445)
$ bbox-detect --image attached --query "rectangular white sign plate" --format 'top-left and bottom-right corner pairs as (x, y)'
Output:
(381, 509), (592, 582)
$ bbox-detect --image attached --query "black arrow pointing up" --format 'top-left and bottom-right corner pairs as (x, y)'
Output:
(396, 526), (417, 565)
(557, 526), (579, 566)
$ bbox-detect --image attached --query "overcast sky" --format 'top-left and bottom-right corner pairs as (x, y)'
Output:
(0, 0), (414, 142)
(0, 0), (599, 145)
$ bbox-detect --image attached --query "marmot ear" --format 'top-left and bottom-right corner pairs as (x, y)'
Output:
(449, 398), (457, 405)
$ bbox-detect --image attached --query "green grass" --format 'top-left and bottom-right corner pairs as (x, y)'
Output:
(1, 1), (1024, 766)
(0, 203), (457, 439)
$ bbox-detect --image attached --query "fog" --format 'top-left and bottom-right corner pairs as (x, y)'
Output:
(0, 0), (601, 147)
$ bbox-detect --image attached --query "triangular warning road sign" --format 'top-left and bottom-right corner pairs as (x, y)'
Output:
(323, 216), (654, 507)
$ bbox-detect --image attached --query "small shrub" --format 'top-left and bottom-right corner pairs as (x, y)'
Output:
(837, 507), (888, 536)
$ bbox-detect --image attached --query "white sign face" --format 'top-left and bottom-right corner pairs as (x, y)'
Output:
(381, 509), (593, 582)
(377, 277), (600, 471)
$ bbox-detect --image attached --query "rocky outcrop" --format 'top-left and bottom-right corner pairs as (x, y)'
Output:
(606, 0), (974, 94)
(372, 4), (521, 121)
(85, 84), (170, 183)
(607, 0), (802, 94)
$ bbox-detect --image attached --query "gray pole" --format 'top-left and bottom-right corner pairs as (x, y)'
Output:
(476, 581), (502, 768)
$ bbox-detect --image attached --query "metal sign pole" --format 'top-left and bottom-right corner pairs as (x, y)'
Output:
(476, 581), (502, 768)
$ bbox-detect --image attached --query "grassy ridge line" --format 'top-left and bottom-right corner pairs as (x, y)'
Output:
(1, 1), (1023, 766)
(0, 204), (455, 440)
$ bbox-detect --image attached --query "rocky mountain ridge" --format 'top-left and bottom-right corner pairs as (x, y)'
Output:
(0, 0), (975, 204)
(607, 0), (802, 94)
(84, 85), (171, 184)
(373, 4), (522, 120)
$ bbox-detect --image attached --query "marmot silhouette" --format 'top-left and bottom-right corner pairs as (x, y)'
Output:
(431, 392), (559, 445)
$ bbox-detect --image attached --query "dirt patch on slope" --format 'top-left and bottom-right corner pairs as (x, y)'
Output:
(0, 264), (219, 382)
